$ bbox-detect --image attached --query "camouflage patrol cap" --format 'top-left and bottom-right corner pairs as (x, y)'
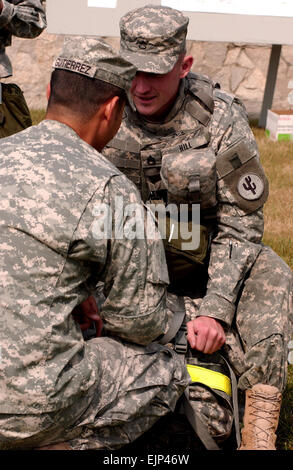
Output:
(120, 4), (189, 74)
(53, 36), (137, 91)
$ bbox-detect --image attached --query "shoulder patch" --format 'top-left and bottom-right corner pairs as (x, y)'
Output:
(216, 138), (269, 214)
(237, 174), (265, 201)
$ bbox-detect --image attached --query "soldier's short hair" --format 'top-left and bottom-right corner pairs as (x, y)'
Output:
(47, 69), (126, 121)
(48, 35), (137, 119)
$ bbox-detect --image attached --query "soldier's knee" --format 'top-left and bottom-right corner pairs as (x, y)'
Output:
(239, 334), (289, 392)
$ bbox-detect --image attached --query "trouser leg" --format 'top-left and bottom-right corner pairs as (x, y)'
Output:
(67, 338), (190, 450)
(233, 245), (293, 450)
(0, 337), (190, 450)
(184, 245), (293, 391)
(235, 245), (293, 392)
(183, 247), (293, 449)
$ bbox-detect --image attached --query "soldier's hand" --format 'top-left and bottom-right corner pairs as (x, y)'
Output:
(72, 295), (103, 337)
(0, 1), (3, 14)
(186, 316), (226, 354)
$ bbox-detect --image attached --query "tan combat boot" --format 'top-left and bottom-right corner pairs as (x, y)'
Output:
(239, 384), (282, 450)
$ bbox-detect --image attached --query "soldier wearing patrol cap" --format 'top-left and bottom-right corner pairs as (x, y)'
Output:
(103, 4), (293, 450)
(0, 35), (191, 450)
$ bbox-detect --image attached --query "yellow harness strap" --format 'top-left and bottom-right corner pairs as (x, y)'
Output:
(186, 364), (232, 396)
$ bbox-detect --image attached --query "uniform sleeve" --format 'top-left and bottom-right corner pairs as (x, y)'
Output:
(197, 95), (267, 326)
(70, 175), (170, 346)
(0, 0), (46, 38)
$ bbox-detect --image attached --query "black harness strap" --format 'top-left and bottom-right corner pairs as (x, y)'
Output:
(159, 309), (186, 346)
(220, 354), (241, 448)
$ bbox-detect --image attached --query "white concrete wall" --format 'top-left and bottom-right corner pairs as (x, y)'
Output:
(3, 32), (293, 118)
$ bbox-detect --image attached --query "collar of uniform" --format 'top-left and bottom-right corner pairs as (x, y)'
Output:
(40, 119), (121, 174)
(40, 119), (82, 139)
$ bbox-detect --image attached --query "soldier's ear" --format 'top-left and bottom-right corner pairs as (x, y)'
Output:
(103, 95), (121, 123)
(180, 55), (193, 79)
(46, 83), (51, 102)
(96, 95), (124, 149)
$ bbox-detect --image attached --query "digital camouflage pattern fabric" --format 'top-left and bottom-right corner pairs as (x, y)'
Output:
(53, 35), (137, 92)
(0, 119), (191, 449)
(113, 4), (293, 450)
(0, 0), (46, 78)
(103, 73), (293, 392)
(120, 4), (189, 75)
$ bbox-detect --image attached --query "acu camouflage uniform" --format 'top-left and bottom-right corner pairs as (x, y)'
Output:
(0, 0), (47, 137)
(103, 4), (293, 444)
(0, 36), (190, 450)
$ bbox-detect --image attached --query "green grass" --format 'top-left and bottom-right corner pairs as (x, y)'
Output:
(252, 123), (293, 450)
(30, 108), (46, 125)
(30, 111), (293, 449)
(252, 123), (293, 269)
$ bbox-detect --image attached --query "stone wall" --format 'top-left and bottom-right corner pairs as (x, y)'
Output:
(3, 31), (293, 119)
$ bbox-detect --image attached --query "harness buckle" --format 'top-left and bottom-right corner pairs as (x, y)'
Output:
(174, 324), (188, 354)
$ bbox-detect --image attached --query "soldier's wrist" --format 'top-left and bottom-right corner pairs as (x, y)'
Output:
(195, 313), (228, 327)
(197, 293), (235, 326)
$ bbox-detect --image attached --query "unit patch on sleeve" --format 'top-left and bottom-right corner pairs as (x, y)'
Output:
(237, 173), (265, 201)
(216, 137), (269, 214)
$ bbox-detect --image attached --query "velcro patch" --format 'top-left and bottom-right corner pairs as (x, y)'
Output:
(216, 138), (269, 214)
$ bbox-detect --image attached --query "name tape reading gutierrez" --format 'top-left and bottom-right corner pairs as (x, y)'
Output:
(53, 57), (96, 78)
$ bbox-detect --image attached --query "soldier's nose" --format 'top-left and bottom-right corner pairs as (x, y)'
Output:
(132, 73), (153, 94)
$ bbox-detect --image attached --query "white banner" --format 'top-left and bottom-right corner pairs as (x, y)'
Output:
(47, 0), (293, 45)
(88, 0), (117, 7)
(163, 0), (293, 18)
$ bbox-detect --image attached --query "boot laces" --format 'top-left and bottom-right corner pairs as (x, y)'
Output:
(248, 393), (280, 448)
